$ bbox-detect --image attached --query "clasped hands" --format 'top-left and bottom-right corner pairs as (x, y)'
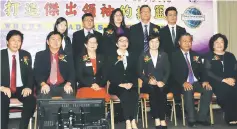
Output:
(119, 83), (133, 90)
(148, 78), (165, 88)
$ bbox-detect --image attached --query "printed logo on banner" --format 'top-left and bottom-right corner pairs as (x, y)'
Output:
(181, 6), (205, 29)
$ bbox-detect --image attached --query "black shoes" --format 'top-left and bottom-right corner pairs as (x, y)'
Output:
(188, 122), (197, 127)
(196, 121), (211, 126)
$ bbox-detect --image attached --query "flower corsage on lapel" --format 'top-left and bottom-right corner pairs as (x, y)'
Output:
(58, 54), (67, 62)
(22, 56), (29, 65)
(212, 55), (220, 60)
(115, 55), (123, 65)
(153, 27), (159, 33)
(193, 56), (200, 63)
(106, 29), (114, 35)
(83, 55), (90, 62)
(144, 55), (151, 63)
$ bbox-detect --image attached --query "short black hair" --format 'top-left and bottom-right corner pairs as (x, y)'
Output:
(165, 6), (178, 16)
(82, 13), (93, 21)
(46, 31), (63, 41)
(148, 33), (160, 42)
(6, 30), (24, 42)
(54, 17), (68, 36)
(85, 34), (97, 44)
(179, 33), (193, 42)
(116, 34), (129, 42)
(140, 5), (151, 12)
(209, 33), (228, 51)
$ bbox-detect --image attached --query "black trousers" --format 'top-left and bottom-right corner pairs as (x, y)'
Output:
(149, 85), (166, 120)
(38, 83), (74, 99)
(183, 82), (213, 122)
(1, 87), (36, 129)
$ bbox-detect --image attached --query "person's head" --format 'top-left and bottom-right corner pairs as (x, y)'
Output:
(84, 34), (98, 52)
(6, 30), (23, 52)
(109, 8), (126, 28)
(46, 31), (63, 51)
(178, 33), (193, 52)
(116, 34), (129, 51)
(54, 17), (68, 36)
(82, 13), (94, 30)
(148, 33), (160, 50)
(140, 5), (151, 22)
(165, 6), (178, 25)
(209, 33), (228, 52)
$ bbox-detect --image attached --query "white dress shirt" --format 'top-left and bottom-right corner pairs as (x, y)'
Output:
(8, 49), (23, 87)
(168, 24), (176, 37)
(62, 37), (66, 50)
(150, 53), (158, 68)
(181, 49), (198, 82)
(117, 49), (129, 70)
(141, 22), (150, 36)
(84, 29), (94, 36)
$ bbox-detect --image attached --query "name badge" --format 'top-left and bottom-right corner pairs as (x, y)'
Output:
(86, 62), (92, 66)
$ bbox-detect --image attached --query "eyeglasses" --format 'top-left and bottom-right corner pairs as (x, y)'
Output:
(118, 39), (128, 42)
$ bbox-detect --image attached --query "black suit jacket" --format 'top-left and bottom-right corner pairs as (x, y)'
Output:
(75, 54), (107, 88)
(159, 25), (186, 59)
(129, 22), (160, 58)
(34, 49), (75, 88)
(72, 29), (103, 60)
(1, 49), (33, 89)
(138, 51), (170, 87)
(171, 49), (203, 90)
(102, 27), (130, 57)
(107, 52), (138, 94)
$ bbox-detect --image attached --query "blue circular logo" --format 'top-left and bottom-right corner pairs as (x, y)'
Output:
(181, 7), (205, 29)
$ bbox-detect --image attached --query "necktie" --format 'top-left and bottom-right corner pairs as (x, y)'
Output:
(10, 55), (16, 93)
(184, 53), (194, 84)
(171, 27), (176, 45)
(49, 54), (57, 85)
(144, 25), (149, 52)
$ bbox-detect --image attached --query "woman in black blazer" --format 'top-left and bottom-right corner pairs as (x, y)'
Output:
(138, 34), (170, 129)
(102, 8), (129, 57)
(107, 34), (138, 129)
(75, 34), (109, 101)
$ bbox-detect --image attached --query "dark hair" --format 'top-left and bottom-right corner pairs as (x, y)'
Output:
(209, 33), (228, 51)
(82, 13), (93, 21)
(148, 33), (160, 42)
(165, 6), (178, 16)
(179, 33), (193, 41)
(54, 17), (68, 36)
(6, 30), (24, 42)
(140, 5), (151, 12)
(46, 31), (63, 41)
(84, 34), (97, 44)
(116, 34), (129, 43)
(107, 8), (126, 31)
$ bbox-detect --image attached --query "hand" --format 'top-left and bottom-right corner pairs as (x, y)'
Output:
(183, 82), (193, 91)
(41, 84), (50, 94)
(222, 78), (235, 86)
(202, 82), (212, 90)
(0, 86), (11, 98)
(125, 83), (133, 90)
(157, 81), (165, 88)
(91, 83), (101, 91)
(64, 82), (73, 94)
(21, 88), (32, 97)
(119, 84), (127, 88)
(149, 78), (157, 85)
(227, 78), (236, 84)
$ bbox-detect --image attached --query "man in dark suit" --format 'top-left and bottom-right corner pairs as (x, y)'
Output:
(1, 30), (36, 129)
(72, 13), (103, 61)
(129, 5), (160, 59)
(171, 33), (212, 127)
(34, 31), (75, 99)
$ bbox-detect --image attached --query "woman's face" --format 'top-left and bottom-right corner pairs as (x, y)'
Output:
(213, 37), (225, 52)
(114, 11), (123, 25)
(116, 36), (129, 50)
(85, 37), (98, 52)
(56, 21), (67, 34)
(149, 38), (160, 50)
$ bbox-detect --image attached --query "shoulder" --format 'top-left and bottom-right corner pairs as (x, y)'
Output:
(225, 52), (236, 59)
(1, 48), (7, 54)
(151, 22), (160, 29)
(19, 49), (31, 57)
(73, 30), (83, 36)
(94, 30), (102, 36)
(130, 23), (140, 29)
(177, 25), (185, 30)
(35, 50), (46, 58)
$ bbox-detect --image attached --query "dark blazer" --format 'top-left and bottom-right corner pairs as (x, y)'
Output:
(75, 54), (107, 88)
(34, 49), (75, 88)
(72, 29), (103, 60)
(102, 27), (130, 57)
(138, 51), (170, 88)
(129, 22), (160, 58)
(1, 49), (33, 89)
(171, 49), (203, 90)
(107, 51), (138, 95)
(159, 25), (186, 59)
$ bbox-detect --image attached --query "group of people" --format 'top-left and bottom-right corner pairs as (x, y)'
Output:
(1, 5), (237, 129)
